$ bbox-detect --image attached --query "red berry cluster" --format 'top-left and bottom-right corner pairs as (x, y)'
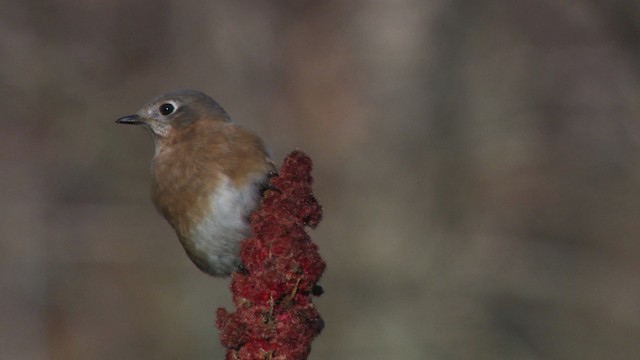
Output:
(216, 151), (325, 360)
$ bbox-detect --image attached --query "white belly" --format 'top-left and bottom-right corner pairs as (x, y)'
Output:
(189, 175), (261, 276)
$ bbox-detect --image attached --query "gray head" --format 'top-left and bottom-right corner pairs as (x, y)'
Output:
(116, 89), (231, 137)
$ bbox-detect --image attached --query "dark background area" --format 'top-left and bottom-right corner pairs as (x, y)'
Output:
(2, 1), (640, 359)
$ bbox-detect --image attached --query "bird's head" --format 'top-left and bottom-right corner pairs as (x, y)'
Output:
(116, 89), (231, 137)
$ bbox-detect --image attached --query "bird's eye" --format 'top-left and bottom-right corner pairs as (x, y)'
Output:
(159, 103), (175, 116)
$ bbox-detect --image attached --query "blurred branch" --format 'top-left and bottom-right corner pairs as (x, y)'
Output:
(586, 0), (640, 76)
(427, 0), (486, 229)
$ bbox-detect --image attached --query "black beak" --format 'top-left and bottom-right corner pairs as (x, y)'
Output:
(116, 114), (144, 125)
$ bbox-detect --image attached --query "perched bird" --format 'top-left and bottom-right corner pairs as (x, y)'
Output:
(116, 90), (276, 276)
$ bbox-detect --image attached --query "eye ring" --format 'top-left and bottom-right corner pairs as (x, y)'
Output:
(159, 103), (175, 116)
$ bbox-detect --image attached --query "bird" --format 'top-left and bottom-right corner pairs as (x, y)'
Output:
(116, 89), (276, 276)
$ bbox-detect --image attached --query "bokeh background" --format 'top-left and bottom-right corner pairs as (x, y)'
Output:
(2, 1), (640, 359)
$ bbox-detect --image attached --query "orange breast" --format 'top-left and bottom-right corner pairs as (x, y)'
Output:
(150, 119), (274, 240)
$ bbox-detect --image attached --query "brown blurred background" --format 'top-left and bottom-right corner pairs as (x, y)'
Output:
(2, 1), (640, 359)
